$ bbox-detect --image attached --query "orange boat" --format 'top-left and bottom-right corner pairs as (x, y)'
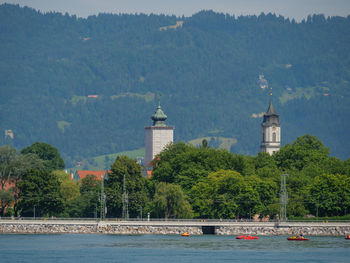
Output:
(287, 236), (309, 241)
(181, 232), (190, 237)
(236, 235), (258, 240)
(345, 235), (350, 240)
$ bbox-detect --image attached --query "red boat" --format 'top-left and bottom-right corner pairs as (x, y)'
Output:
(287, 236), (309, 241)
(236, 235), (258, 240)
(345, 235), (350, 240)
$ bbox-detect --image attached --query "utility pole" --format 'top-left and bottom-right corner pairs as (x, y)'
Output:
(279, 173), (288, 221)
(122, 174), (129, 220)
(100, 175), (105, 220)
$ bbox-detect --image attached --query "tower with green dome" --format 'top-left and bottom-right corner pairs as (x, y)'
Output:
(145, 98), (174, 167)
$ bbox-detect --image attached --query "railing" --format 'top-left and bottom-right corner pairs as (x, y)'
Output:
(1, 217), (350, 223)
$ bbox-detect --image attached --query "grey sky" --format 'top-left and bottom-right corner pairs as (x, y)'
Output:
(1, 0), (350, 21)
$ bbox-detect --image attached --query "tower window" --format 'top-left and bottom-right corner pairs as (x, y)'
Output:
(272, 132), (276, 142)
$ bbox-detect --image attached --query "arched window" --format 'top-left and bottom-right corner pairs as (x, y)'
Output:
(272, 132), (276, 142)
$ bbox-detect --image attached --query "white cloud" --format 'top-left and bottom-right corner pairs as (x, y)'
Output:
(251, 112), (265, 118)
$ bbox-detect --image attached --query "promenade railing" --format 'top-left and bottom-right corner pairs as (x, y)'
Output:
(1, 217), (350, 223)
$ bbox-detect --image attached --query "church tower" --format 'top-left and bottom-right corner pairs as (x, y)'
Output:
(145, 99), (174, 167)
(260, 100), (281, 155)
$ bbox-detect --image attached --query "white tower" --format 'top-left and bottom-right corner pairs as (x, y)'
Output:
(260, 100), (281, 155)
(145, 100), (174, 167)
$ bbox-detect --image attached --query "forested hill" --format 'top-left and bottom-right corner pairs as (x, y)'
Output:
(1, 4), (350, 166)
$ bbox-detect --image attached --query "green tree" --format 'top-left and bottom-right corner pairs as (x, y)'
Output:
(246, 176), (279, 217)
(150, 182), (192, 219)
(80, 174), (101, 193)
(11, 153), (46, 178)
(66, 174), (101, 218)
(17, 169), (64, 217)
(152, 142), (249, 192)
(20, 142), (65, 172)
(274, 135), (329, 171)
(0, 189), (14, 216)
(0, 145), (16, 190)
(0, 145), (45, 215)
(105, 156), (147, 218)
(201, 139), (208, 148)
(254, 152), (277, 170)
(307, 174), (350, 217)
(190, 170), (260, 219)
(52, 170), (80, 205)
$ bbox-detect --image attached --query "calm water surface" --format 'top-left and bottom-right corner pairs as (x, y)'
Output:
(0, 234), (349, 262)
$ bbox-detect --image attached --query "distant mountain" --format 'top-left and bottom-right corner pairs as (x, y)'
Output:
(1, 4), (349, 166)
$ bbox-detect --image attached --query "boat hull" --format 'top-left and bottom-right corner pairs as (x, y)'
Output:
(287, 237), (309, 241)
(236, 235), (258, 240)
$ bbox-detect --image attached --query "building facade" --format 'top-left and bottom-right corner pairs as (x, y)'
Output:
(260, 101), (281, 155)
(145, 102), (174, 167)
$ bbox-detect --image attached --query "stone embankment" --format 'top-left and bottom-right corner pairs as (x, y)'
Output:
(216, 222), (350, 236)
(0, 220), (202, 235)
(1, 220), (350, 235)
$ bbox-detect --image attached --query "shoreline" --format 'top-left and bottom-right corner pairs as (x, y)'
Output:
(1, 220), (350, 236)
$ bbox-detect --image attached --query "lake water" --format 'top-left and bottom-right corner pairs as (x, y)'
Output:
(0, 234), (349, 262)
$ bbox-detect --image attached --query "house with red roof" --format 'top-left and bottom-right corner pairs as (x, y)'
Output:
(73, 170), (109, 181)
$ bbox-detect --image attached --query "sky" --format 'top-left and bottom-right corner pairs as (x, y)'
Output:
(1, 0), (350, 21)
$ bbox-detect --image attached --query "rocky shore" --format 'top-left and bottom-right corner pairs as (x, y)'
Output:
(0, 221), (202, 235)
(216, 225), (350, 236)
(1, 220), (349, 236)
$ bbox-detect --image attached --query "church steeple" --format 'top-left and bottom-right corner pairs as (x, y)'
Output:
(262, 100), (280, 126)
(260, 91), (281, 155)
(266, 100), (277, 115)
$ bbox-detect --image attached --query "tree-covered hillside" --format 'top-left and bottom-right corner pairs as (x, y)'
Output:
(0, 4), (349, 166)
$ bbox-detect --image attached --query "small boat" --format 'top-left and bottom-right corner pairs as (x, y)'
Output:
(236, 235), (258, 240)
(287, 236), (309, 241)
(181, 232), (190, 237)
(345, 235), (350, 240)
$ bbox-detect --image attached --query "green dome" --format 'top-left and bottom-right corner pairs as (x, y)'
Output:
(152, 105), (167, 126)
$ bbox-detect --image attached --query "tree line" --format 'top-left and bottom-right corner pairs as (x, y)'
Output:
(1, 135), (349, 219)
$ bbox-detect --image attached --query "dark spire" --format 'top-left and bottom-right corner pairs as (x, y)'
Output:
(262, 98), (279, 126)
(266, 100), (277, 116)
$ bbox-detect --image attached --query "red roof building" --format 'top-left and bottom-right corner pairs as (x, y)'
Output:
(73, 170), (108, 181)
(146, 170), (152, 178)
(1, 180), (16, 191)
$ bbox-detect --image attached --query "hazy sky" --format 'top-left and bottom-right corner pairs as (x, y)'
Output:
(1, 0), (350, 21)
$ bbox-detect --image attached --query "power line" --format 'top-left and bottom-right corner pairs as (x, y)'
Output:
(100, 175), (105, 220)
(279, 173), (288, 221)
